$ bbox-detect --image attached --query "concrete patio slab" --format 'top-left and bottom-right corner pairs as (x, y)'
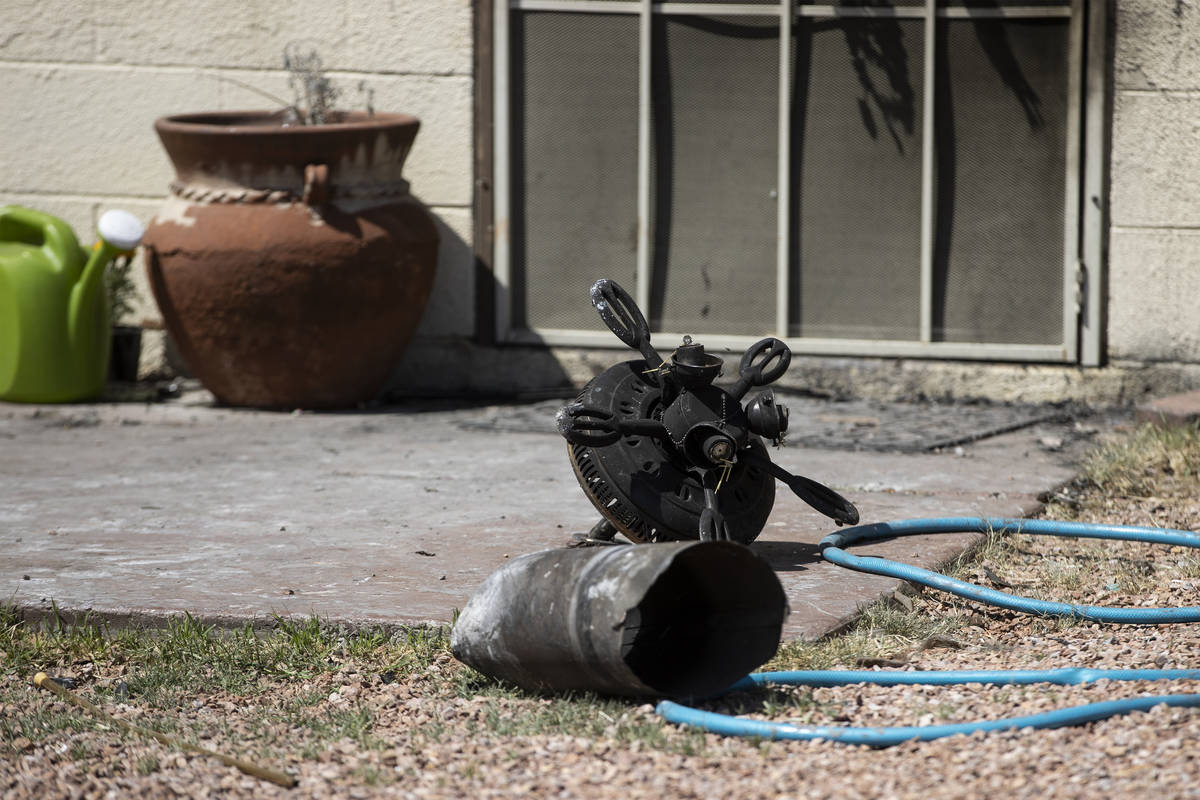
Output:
(0, 389), (1107, 640)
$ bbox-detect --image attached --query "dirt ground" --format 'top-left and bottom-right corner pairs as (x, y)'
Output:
(4, 423), (1200, 798)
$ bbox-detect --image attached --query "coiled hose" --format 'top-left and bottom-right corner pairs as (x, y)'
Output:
(657, 517), (1200, 745)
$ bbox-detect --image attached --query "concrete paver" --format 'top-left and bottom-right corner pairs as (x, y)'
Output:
(1, 391), (1102, 640)
(1136, 389), (1200, 427)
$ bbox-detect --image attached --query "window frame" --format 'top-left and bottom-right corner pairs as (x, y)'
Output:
(484, 0), (1108, 364)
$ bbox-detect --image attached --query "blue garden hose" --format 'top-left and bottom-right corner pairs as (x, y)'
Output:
(657, 517), (1200, 746)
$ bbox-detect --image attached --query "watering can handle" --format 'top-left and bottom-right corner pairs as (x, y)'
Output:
(0, 206), (85, 273)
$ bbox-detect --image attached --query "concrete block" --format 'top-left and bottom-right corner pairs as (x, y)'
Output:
(1135, 389), (1200, 427)
(342, 0), (473, 76)
(1108, 228), (1200, 363)
(137, 329), (169, 380)
(0, 65), (219, 197)
(94, 0), (344, 70)
(86, 0), (471, 75)
(0, 1), (96, 62)
(1114, 0), (1200, 90)
(1110, 91), (1200, 228)
(416, 207), (475, 338)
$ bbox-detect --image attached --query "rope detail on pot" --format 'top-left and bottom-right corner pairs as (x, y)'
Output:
(167, 179), (412, 205)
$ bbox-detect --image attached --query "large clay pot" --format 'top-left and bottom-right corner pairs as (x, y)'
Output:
(144, 111), (439, 409)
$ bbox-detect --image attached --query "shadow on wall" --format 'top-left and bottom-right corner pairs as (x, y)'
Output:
(384, 207), (576, 400)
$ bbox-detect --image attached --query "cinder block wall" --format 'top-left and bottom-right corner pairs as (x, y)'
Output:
(0, 0), (475, 377)
(1109, 0), (1200, 363)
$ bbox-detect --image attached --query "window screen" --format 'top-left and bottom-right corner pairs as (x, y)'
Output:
(932, 18), (1069, 345)
(511, 12), (639, 331)
(649, 15), (781, 337)
(789, 16), (925, 341)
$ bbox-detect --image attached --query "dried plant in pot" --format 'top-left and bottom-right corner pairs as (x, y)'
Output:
(143, 49), (439, 409)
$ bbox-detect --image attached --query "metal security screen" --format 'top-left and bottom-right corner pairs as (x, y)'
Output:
(649, 15), (780, 336)
(790, 14), (925, 341)
(493, 1), (1100, 364)
(510, 12), (639, 331)
(933, 17), (1070, 345)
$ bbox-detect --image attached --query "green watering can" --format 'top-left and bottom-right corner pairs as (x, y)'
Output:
(0, 206), (145, 403)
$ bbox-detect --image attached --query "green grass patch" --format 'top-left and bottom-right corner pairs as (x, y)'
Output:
(767, 599), (969, 672)
(0, 606), (454, 758)
(2, 607), (451, 701)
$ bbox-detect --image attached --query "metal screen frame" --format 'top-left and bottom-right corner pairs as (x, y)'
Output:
(491, 0), (1105, 364)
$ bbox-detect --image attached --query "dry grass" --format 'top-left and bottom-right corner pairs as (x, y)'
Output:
(4, 422), (1200, 798)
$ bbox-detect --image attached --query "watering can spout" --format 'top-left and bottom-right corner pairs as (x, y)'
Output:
(68, 210), (145, 351)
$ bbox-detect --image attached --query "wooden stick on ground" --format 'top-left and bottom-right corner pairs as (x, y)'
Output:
(33, 672), (296, 789)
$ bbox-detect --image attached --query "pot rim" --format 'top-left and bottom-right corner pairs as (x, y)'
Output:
(155, 110), (420, 136)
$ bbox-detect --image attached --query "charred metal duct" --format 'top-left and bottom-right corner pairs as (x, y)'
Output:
(450, 541), (786, 699)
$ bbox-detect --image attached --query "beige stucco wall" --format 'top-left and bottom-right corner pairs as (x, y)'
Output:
(0, 0), (476, 377)
(1109, 0), (1200, 363)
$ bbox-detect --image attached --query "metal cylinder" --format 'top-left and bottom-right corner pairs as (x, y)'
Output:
(450, 541), (787, 699)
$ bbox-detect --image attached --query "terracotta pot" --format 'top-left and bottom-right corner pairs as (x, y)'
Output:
(144, 110), (439, 409)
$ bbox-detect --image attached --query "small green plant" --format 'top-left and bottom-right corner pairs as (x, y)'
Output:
(106, 255), (137, 324)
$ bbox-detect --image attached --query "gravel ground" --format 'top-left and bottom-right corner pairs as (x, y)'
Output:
(4, 425), (1200, 798)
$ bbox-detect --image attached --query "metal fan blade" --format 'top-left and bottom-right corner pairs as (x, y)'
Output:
(744, 450), (860, 526)
(590, 279), (664, 371)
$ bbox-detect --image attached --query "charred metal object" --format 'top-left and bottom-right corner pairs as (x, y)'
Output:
(558, 279), (859, 545)
(450, 540), (787, 698)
